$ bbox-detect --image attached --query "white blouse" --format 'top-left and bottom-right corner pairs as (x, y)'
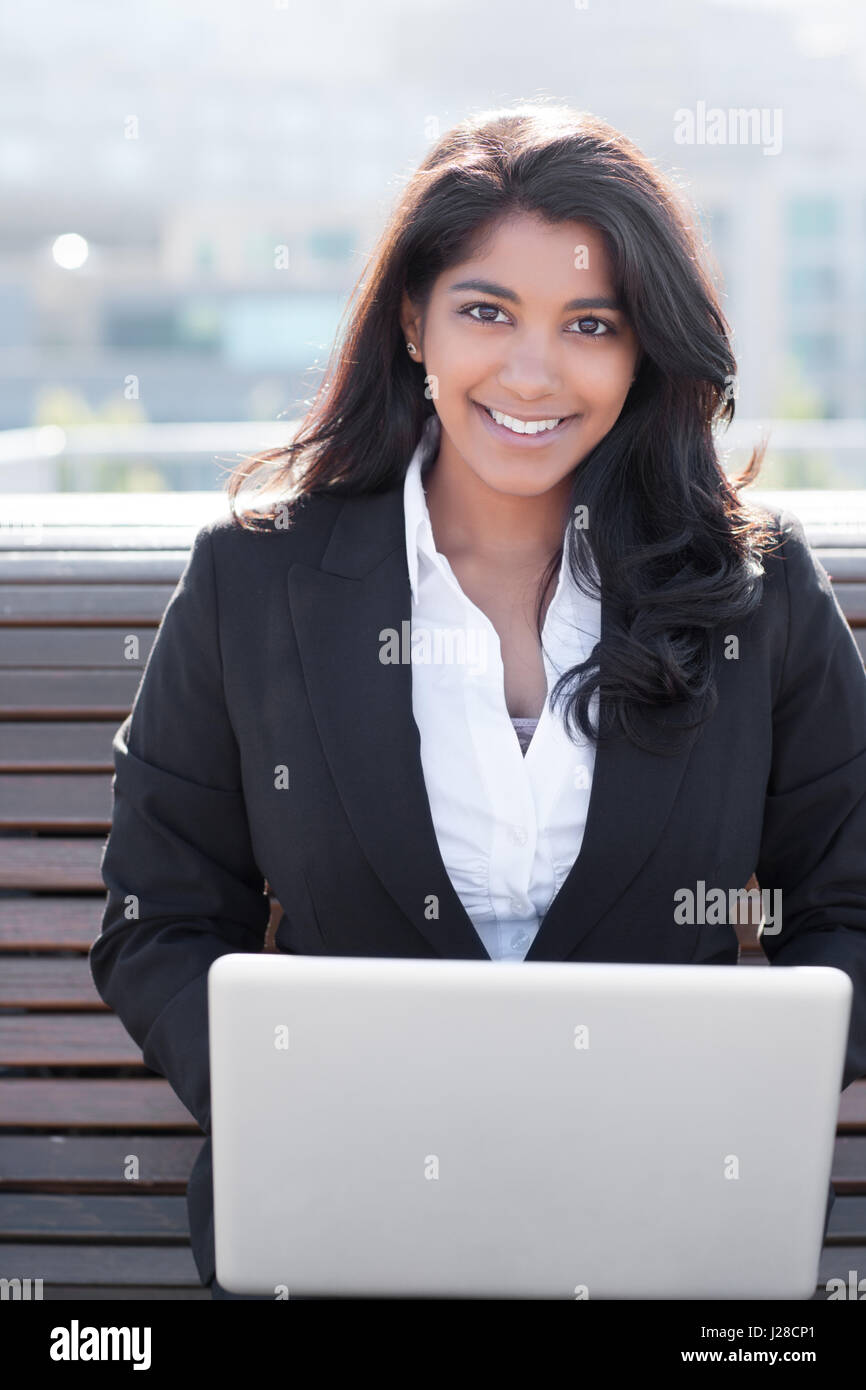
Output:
(404, 412), (602, 961)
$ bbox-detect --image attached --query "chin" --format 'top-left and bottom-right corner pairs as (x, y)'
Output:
(473, 464), (566, 496)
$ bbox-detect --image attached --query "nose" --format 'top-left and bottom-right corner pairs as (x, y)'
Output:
(496, 334), (564, 401)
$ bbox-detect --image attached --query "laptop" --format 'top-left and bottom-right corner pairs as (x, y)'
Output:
(207, 954), (851, 1300)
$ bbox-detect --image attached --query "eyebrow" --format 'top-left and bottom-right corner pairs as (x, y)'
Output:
(447, 278), (624, 313)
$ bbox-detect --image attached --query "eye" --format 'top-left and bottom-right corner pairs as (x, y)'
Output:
(457, 302), (511, 325)
(569, 316), (615, 339)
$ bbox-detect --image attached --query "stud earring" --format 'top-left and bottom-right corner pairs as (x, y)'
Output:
(406, 342), (417, 355)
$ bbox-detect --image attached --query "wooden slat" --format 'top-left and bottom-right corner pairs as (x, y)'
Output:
(817, 1245), (866, 1288)
(0, 774), (110, 830)
(1, 543), (863, 585)
(838, 1082), (866, 1130)
(0, 722), (119, 773)
(0, 894), (280, 951)
(0, 1242), (201, 1285)
(814, 550), (866, 580)
(0, 1130), (855, 1194)
(0, 1234), (843, 1297)
(0, 838), (106, 889)
(43, 1283), (211, 1299)
(0, 629), (153, 667)
(0, 585), (174, 625)
(0, 898), (107, 951)
(0, 1193), (189, 1241)
(0, 959), (110, 1008)
(0, 1080), (196, 1129)
(0, 585), (862, 630)
(825, 1195), (866, 1242)
(0, 669), (139, 717)
(832, 584), (866, 623)
(0, 1051), (862, 1128)
(0, 774), (110, 829)
(8, 1190), (862, 1247)
(0, 1135), (203, 1187)
(0, 552), (187, 583)
(3, 1050), (855, 1141)
(0, 1015), (146, 1066)
(830, 1136), (866, 1193)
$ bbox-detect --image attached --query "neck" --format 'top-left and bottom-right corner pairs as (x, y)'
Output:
(422, 447), (572, 570)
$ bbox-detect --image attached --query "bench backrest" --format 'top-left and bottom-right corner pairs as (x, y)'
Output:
(1, 495), (864, 1297)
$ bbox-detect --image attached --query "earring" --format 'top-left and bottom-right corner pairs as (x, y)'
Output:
(406, 342), (417, 355)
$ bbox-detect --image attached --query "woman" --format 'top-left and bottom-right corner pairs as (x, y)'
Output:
(90, 103), (866, 1301)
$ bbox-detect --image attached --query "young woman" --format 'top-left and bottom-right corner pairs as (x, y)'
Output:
(90, 103), (866, 1301)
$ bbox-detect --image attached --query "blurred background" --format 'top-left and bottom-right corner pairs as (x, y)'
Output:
(1, 0), (865, 495)
(2, 2), (865, 1303)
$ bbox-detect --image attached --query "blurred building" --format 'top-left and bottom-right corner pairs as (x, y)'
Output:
(0, 0), (863, 445)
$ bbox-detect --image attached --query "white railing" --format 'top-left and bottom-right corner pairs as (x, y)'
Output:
(0, 421), (297, 493)
(1, 421), (865, 544)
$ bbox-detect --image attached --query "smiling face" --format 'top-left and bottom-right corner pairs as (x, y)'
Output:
(401, 212), (642, 499)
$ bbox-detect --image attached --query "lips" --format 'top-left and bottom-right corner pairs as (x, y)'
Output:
(473, 399), (578, 445)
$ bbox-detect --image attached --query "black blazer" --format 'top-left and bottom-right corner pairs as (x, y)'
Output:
(90, 484), (866, 1289)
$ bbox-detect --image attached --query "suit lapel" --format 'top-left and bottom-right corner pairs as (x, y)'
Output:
(524, 684), (700, 961)
(287, 485), (701, 962)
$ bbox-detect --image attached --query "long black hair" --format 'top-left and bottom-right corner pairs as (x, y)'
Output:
(225, 101), (777, 756)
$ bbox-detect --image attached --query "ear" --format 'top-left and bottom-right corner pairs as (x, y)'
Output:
(399, 291), (423, 360)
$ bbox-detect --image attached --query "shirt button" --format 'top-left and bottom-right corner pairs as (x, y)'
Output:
(510, 930), (530, 951)
(508, 826), (528, 846)
(509, 898), (525, 915)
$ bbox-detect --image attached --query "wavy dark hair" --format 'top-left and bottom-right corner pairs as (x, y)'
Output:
(224, 101), (778, 756)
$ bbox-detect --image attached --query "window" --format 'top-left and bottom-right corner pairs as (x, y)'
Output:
(195, 239), (215, 274)
(103, 300), (221, 352)
(787, 265), (838, 302)
(221, 292), (347, 368)
(786, 196), (838, 239)
(789, 331), (839, 370)
(308, 227), (355, 261)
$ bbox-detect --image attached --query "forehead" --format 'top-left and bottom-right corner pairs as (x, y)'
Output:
(450, 211), (614, 282)
(444, 213), (615, 292)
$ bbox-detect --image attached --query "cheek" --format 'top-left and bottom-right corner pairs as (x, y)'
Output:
(576, 345), (632, 384)
(438, 323), (505, 374)
(449, 344), (494, 385)
(574, 359), (634, 410)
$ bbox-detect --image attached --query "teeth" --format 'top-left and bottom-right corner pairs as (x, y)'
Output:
(486, 406), (562, 434)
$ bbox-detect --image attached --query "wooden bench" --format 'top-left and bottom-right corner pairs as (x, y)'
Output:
(2, 490), (865, 1300)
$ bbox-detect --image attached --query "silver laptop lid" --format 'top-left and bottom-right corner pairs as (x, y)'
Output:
(208, 955), (850, 1299)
